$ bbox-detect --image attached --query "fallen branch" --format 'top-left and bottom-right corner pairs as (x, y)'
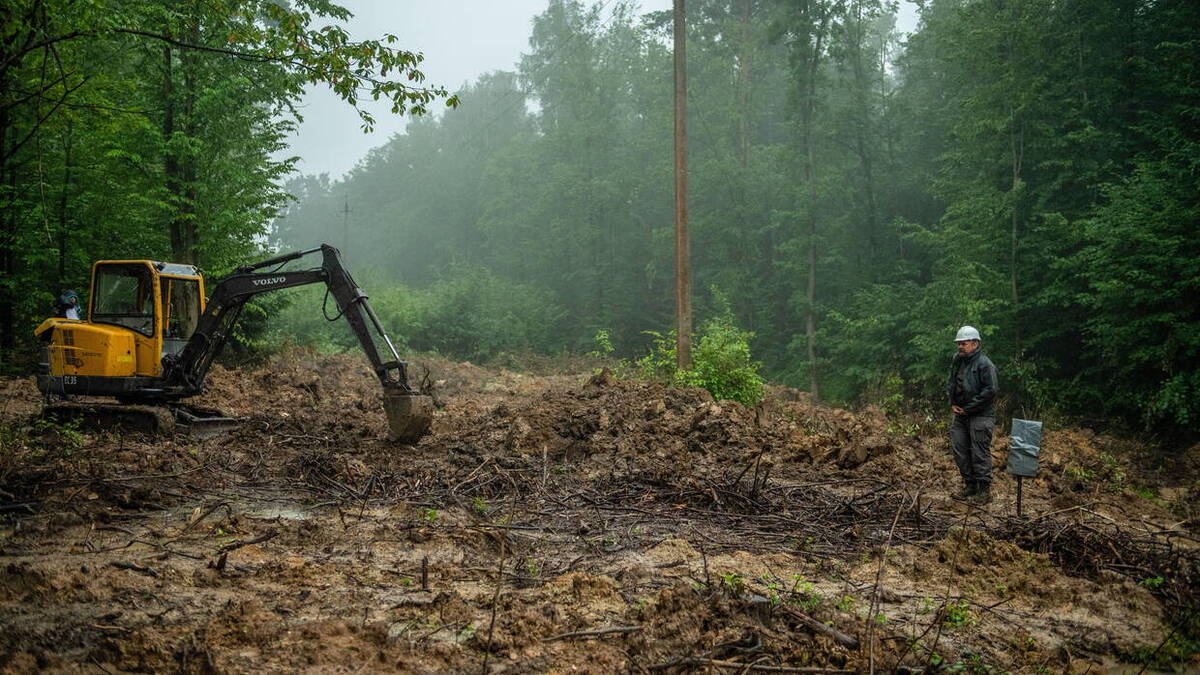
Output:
(651, 656), (853, 673)
(780, 608), (859, 650)
(182, 502), (231, 533)
(543, 625), (641, 642)
(109, 561), (157, 577)
(217, 528), (278, 553)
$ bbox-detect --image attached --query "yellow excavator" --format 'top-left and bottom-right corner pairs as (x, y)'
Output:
(33, 244), (433, 442)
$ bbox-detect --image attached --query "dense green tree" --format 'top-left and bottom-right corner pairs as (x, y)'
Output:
(0, 0), (455, 364)
(1059, 0), (1200, 430)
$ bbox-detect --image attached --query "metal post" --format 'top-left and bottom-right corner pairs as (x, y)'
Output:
(1016, 475), (1024, 518)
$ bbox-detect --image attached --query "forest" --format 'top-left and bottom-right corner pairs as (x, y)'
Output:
(2, 0), (1198, 438)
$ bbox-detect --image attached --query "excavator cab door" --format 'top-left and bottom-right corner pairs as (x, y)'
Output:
(91, 263), (156, 336)
(160, 276), (203, 359)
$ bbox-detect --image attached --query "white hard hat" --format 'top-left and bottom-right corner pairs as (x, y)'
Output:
(955, 325), (981, 342)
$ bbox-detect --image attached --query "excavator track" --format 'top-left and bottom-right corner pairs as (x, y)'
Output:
(42, 402), (240, 439)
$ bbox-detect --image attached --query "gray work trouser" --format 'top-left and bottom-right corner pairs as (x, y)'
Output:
(950, 414), (995, 485)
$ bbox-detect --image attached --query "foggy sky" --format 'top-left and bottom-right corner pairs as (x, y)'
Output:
(283, 1), (917, 180)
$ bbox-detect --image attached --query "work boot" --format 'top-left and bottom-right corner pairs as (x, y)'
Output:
(952, 481), (977, 500)
(971, 483), (992, 505)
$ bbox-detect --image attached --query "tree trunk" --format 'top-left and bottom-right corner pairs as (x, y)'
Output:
(849, 5), (879, 271)
(805, 136), (819, 400)
(735, 0), (752, 171)
(181, 27), (199, 264)
(1010, 117), (1024, 351)
(0, 68), (14, 355)
(163, 42), (188, 262)
(163, 20), (200, 266)
(802, 13), (828, 401)
(57, 122), (73, 286)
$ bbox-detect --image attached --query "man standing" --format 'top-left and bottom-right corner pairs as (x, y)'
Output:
(948, 325), (999, 505)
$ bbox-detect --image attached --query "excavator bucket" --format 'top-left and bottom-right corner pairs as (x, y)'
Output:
(383, 390), (434, 443)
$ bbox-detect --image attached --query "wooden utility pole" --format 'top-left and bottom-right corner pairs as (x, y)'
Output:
(674, 0), (692, 370)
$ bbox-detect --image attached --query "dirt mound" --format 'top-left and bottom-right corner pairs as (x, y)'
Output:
(417, 369), (919, 494)
(1, 351), (1196, 672)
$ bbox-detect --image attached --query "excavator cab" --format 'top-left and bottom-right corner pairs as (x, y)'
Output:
(36, 260), (205, 386)
(34, 246), (433, 443)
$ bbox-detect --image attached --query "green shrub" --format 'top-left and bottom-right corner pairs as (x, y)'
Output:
(628, 310), (765, 408)
(943, 599), (975, 628)
(269, 280), (416, 356)
(681, 315), (765, 408)
(407, 267), (566, 363)
(226, 292), (293, 363)
(270, 266), (566, 364)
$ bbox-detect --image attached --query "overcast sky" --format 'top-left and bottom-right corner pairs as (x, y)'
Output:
(282, 1), (918, 179)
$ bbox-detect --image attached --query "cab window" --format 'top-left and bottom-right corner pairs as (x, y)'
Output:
(160, 277), (201, 340)
(92, 264), (155, 336)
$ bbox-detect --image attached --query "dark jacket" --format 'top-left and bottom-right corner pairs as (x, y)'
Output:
(947, 349), (998, 417)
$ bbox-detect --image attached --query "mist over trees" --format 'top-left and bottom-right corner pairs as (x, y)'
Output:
(0, 0), (1194, 436)
(273, 0), (1199, 435)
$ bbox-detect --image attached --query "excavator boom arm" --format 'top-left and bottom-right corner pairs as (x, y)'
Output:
(164, 245), (413, 396)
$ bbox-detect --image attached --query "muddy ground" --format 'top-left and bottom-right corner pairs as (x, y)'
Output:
(1, 349), (1197, 673)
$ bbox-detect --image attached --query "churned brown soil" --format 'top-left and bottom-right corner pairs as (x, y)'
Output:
(0, 349), (1196, 673)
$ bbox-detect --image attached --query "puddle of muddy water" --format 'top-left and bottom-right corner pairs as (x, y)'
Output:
(243, 504), (322, 521)
(149, 500), (327, 527)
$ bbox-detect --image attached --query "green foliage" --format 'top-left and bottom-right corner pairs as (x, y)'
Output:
(632, 330), (680, 382)
(586, 330), (615, 359)
(262, 0), (1200, 439)
(1065, 465), (1094, 482)
(226, 292), (292, 364)
(1128, 610), (1200, 670)
(1066, 163), (1200, 430)
(834, 595), (856, 613)
(456, 624), (477, 643)
(943, 599), (975, 628)
(787, 578), (823, 611)
(271, 280), (418, 356)
(32, 418), (86, 453)
(407, 267), (567, 364)
(629, 307), (765, 408)
(682, 311), (767, 408)
(0, 0), (456, 369)
(719, 572), (746, 595)
(269, 267), (564, 366)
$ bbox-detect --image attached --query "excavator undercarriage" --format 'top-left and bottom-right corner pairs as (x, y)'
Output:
(42, 401), (240, 439)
